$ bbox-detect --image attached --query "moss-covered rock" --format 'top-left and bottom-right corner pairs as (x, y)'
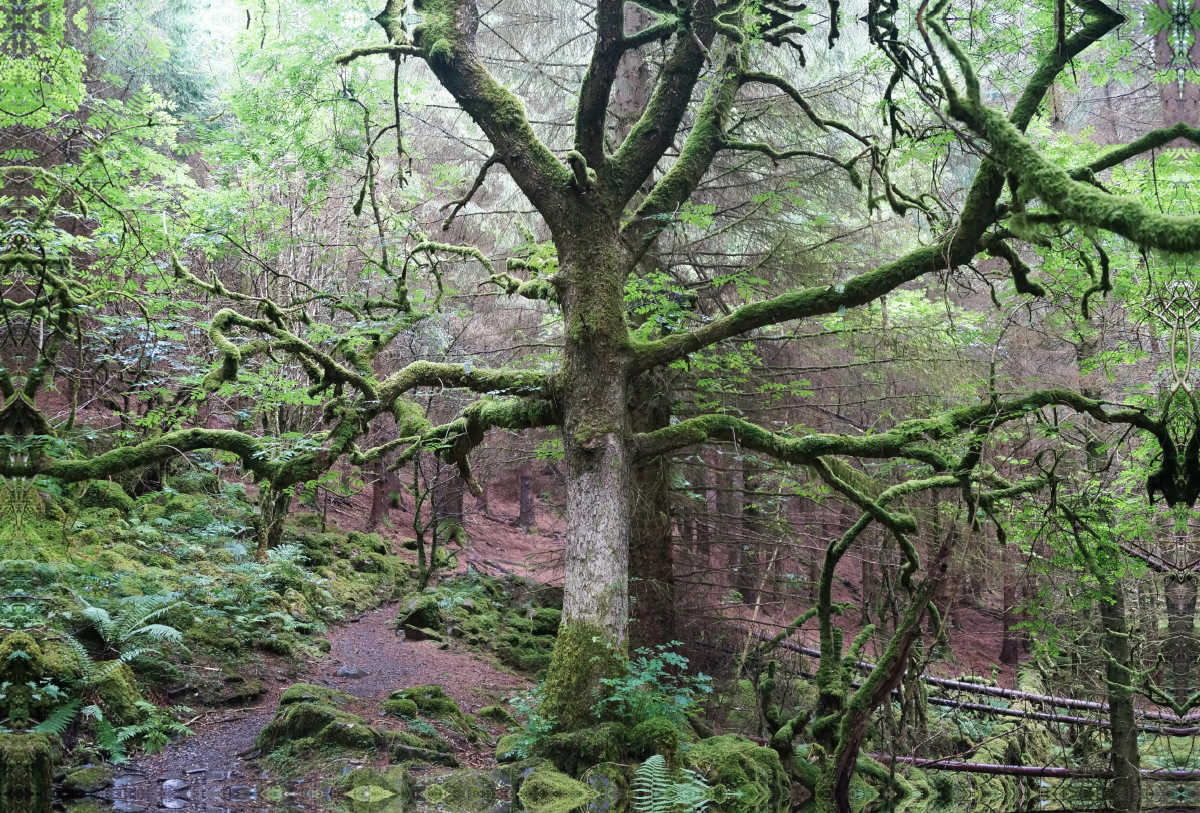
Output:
(386, 731), (460, 767)
(542, 723), (628, 778)
(517, 764), (594, 813)
(496, 733), (523, 763)
(61, 765), (114, 795)
(93, 663), (145, 727)
(478, 705), (516, 726)
(630, 717), (680, 763)
(257, 684), (382, 756)
(77, 481), (134, 515)
(686, 735), (788, 813)
(388, 685), (460, 718)
(382, 698), (419, 718)
(530, 608), (561, 637)
(398, 595), (443, 634)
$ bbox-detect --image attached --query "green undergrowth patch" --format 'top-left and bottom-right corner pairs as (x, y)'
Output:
(0, 480), (410, 773)
(394, 569), (563, 677)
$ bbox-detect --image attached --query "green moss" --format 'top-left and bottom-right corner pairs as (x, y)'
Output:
(280, 683), (353, 707)
(496, 733), (523, 763)
(686, 735), (788, 813)
(517, 764), (594, 813)
(76, 481), (134, 514)
(382, 698), (419, 718)
(478, 705), (516, 726)
(539, 621), (624, 732)
(543, 723), (628, 777)
(386, 732), (460, 766)
(531, 608), (562, 636)
(630, 717), (680, 763)
(398, 594), (443, 633)
(93, 662), (145, 726)
(61, 765), (113, 795)
(388, 685), (460, 718)
(0, 732), (59, 813)
(257, 693), (381, 754)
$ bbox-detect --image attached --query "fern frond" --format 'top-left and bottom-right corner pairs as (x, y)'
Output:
(125, 624), (184, 645)
(33, 700), (81, 735)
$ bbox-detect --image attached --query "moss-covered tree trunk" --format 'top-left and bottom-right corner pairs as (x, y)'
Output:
(255, 484), (292, 561)
(541, 231), (636, 730)
(1100, 583), (1141, 810)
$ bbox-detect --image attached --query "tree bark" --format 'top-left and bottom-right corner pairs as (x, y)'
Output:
(1000, 543), (1021, 666)
(368, 460), (388, 529)
(1166, 574), (1198, 707)
(517, 459), (536, 529)
(740, 461), (762, 607)
(1100, 583), (1142, 810)
(541, 232), (636, 731)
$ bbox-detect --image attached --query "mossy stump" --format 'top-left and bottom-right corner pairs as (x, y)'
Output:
(0, 733), (58, 813)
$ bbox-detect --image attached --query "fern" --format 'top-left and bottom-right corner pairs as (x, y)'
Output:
(32, 699), (81, 735)
(632, 755), (712, 813)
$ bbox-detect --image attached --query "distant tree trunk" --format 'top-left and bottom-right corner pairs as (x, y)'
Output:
(740, 461), (762, 607)
(1100, 583), (1141, 809)
(475, 478), (490, 514)
(255, 484), (292, 561)
(999, 543), (1021, 666)
(861, 535), (878, 626)
(695, 452), (714, 561)
(517, 459), (536, 529)
(438, 473), (464, 522)
(368, 460), (388, 529)
(630, 373), (675, 650)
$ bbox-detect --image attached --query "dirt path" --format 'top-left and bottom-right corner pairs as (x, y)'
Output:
(103, 602), (528, 811)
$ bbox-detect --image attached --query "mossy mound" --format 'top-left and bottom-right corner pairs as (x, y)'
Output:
(388, 685), (461, 718)
(381, 698), (419, 718)
(386, 730), (460, 767)
(280, 683), (353, 707)
(685, 735), (788, 813)
(630, 717), (680, 763)
(0, 732), (59, 813)
(61, 765), (114, 795)
(478, 705), (515, 726)
(517, 764), (594, 813)
(257, 685), (383, 757)
(397, 594), (443, 636)
(541, 723), (628, 778)
(530, 608), (562, 636)
(76, 481), (134, 514)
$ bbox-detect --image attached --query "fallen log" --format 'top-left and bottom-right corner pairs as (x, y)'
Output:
(870, 755), (1200, 781)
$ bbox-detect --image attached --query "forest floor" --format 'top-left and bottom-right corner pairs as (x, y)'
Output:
(93, 475), (1024, 811)
(105, 601), (528, 811)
